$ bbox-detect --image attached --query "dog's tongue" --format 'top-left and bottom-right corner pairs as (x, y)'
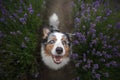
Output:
(55, 56), (61, 61)
(53, 56), (63, 64)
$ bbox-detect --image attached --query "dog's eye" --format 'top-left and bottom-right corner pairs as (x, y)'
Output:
(48, 40), (55, 44)
(62, 40), (67, 45)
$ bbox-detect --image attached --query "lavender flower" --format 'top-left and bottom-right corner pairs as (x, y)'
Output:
(83, 53), (86, 62)
(0, 31), (4, 38)
(105, 54), (112, 59)
(93, 1), (100, 8)
(19, 17), (26, 24)
(110, 61), (118, 67)
(93, 64), (99, 70)
(20, 0), (23, 4)
(96, 51), (102, 56)
(37, 13), (40, 17)
(12, 13), (19, 18)
(90, 23), (96, 28)
(28, 4), (34, 14)
(71, 1), (75, 7)
(92, 34), (96, 38)
(92, 7), (97, 12)
(105, 63), (110, 68)
(81, 3), (85, 10)
(76, 76), (80, 80)
(99, 33), (103, 39)
(106, 9), (112, 16)
(1, 7), (8, 15)
(17, 6), (23, 13)
(75, 32), (86, 43)
(24, 36), (29, 42)
(115, 22), (120, 29)
(92, 39), (97, 45)
(95, 73), (101, 80)
(107, 24), (112, 28)
(73, 40), (79, 45)
(21, 42), (27, 49)
(75, 63), (80, 67)
(17, 30), (22, 34)
(71, 53), (78, 59)
(95, 16), (101, 22)
(24, 13), (27, 19)
(75, 17), (81, 23)
(99, 58), (106, 62)
(89, 23), (96, 34)
(0, 17), (5, 22)
(10, 31), (16, 35)
(103, 72), (109, 78)
(34, 72), (39, 78)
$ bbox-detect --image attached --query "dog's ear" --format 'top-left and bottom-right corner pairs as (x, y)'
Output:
(66, 33), (75, 41)
(43, 27), (50, 39)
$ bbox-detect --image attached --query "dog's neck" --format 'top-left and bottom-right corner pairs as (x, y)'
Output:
(44, 0), (74, 33)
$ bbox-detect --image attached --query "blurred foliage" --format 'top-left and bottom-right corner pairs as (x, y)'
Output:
(72, 0), (120, 80)
(0, 0), (44, 80)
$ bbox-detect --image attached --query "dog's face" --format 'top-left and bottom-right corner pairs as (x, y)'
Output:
(41, 27), (71, 70)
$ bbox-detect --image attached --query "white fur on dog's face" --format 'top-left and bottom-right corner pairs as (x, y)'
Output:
(41, 31), (71, 70)
(50, 32), (65, 56)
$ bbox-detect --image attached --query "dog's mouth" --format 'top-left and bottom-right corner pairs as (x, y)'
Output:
(52, 55), (63, 64)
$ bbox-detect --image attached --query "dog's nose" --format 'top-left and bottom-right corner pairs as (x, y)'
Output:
(56, 47), (63, 54)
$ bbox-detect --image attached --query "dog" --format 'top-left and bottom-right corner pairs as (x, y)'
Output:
(38, 0), (76, 80)
(41, 13), (72, 70)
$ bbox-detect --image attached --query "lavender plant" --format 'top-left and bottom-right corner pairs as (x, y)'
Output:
(0, 0), (44, 80)
(72, 0), (120, 80)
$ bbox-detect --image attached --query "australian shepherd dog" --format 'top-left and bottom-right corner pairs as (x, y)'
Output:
(41, 13), (72, 70)
(38, 0), (76, 80)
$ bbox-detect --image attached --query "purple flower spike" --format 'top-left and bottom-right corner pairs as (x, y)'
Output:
(90, 23), (96, 28)
(17, 6), (23, 13)
(73, 40), (79, 45)
(93, 1), (100, 8)
(83, 53), (87, 62)
(115, 22), (120, 29)
(105, 63), (110, 68)
(0, 31), (4, 38)
(81, 3), (85, 10)
(71, 53), (78, 59)
(28, 4), (34, 14)
(0, 17), (5, 22)
(103, 72), (109, 78)
(75, 63), (80, 67)
(110, 61), (118, 67)
(93, 64), (99, 70)
(95, 73), (101, 80)
(19, 17), (26, 24)
(37, 13), (40, 17)
(21, 42), (27, 49)
(95, 16), (101, 22)
(106, 9), (112, 16)
(75, 17), (81, 23)
(24, 36), (29, 42)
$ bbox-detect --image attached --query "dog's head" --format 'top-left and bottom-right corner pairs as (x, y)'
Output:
(41, 27), (72, 70)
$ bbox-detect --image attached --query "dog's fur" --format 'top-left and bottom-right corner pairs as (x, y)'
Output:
(37, 0), (76, 80)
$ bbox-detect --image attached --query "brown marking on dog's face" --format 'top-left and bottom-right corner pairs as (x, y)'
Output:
(64, 45), (70, 57)
(61, 36), (70, 57)
(44, 36), (57, 56)
(45, 44), (54, 56)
